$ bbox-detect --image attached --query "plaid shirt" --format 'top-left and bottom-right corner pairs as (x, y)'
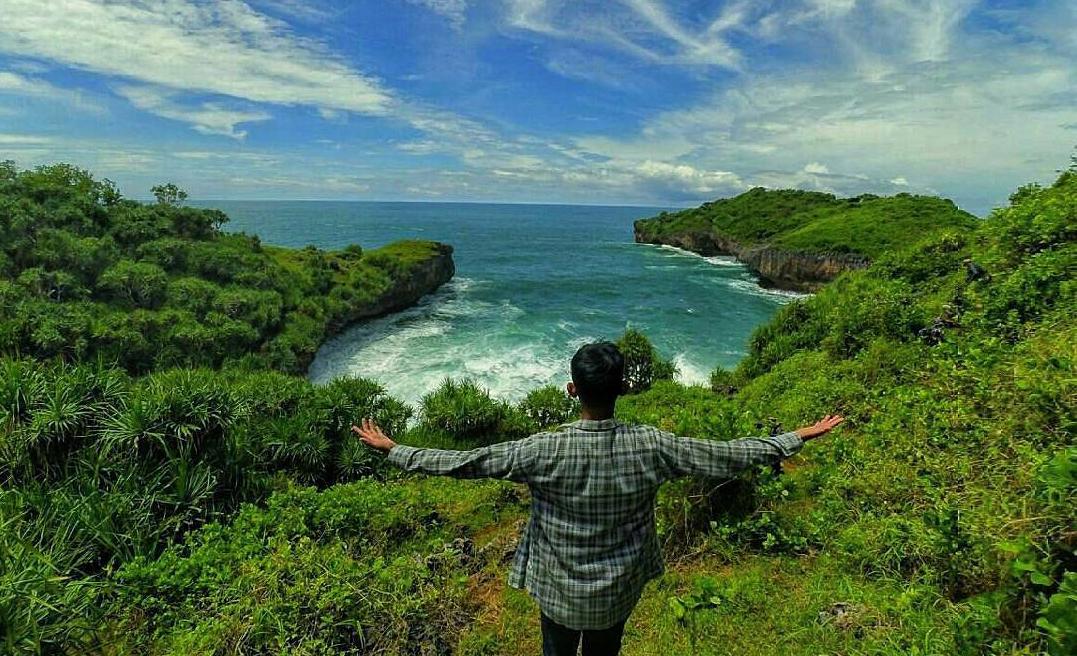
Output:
(387, 418), (804, 630)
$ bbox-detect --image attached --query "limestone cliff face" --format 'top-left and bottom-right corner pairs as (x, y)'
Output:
(352, 243), (456, 321)
(300, 243), (455, 373)
(633, 223), (868, 292)
(737, 248), (870, 292)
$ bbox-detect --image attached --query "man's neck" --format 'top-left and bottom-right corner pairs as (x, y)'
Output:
(580, 405), (614, 421)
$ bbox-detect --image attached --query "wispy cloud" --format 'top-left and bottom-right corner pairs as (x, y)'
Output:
(0, 69), (108, 114)
(0, 0), (391, 114)
(506, 0), (745, 69)
(408, 0), (469, 29)
(249, 0), (335, 24)
(0, 0), (1073, 210)
(116, 85), (272, 139)
(562, 0), (1077, 210)
(0, 133), (55, 145)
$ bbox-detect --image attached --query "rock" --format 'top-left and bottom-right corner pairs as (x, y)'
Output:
(963, 258), (991, 283)
(633, 223), (869, 293)
(817, 602), (862, 631)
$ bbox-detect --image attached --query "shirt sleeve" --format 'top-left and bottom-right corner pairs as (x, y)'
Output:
(654, 429), (804, 482)
(386, 438), (534, 483)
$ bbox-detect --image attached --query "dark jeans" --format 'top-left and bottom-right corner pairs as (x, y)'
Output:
(540, 613), (627, 656)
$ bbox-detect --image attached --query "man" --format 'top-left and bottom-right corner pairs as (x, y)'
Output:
(353, 341), (844, 656)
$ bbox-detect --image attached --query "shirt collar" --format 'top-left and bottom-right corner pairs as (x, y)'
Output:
(563, 418), (621, 431)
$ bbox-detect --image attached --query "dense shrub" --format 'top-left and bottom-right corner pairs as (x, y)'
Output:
(517, 384), (579, 428)
(420, 378), (511, 443)
(109, 480), (484, 655)
(635, 186), (977, 257)
(0, 161), (449, 374)
(617, 328), (677, 394)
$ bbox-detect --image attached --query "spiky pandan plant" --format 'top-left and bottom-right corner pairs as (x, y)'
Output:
(420, 378), (508, 442)
(1, 359), (419, 655)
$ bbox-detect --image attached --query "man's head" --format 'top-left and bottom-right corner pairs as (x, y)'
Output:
(568, 341), (625, 411)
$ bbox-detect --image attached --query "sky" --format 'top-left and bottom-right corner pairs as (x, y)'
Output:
(0, 0), (1074, 215)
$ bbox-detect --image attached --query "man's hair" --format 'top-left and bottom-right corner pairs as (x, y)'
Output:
(570, 342), (625, 406)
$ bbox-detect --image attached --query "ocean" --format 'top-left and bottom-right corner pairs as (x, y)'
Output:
(202, 201), (803, 406)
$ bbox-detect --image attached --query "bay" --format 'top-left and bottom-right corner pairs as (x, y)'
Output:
(202, 201), (803, 405)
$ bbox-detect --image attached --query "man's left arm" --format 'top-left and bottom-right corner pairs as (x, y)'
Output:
(352, 418), (533, 482)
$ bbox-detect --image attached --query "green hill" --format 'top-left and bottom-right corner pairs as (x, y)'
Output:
(0, 162), (453, 375)
(635, 187), (980, 257)
(1, 163), (1073, 655)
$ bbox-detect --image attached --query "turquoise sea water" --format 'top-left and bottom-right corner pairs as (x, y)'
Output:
(203, 201), (803, 405)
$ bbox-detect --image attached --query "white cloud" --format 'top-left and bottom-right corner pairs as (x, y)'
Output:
(0, 133), (54, 145)
(635, 160), (744, 197)
(116, 85), (271, 139)
(408, 0), (468, 28)
(0, 0), (392, 115)
(567, 0), (1077, 212)
(250, 0), (334, 23)
(0, 69), (108, 114)
(506, 0), (745, 69)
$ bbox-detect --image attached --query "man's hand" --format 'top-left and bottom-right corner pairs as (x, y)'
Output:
(794, 414), (844, 441)
(352, 418), (397, 454)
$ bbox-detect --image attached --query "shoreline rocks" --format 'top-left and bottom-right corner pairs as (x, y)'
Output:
(633, 223), (869, 292)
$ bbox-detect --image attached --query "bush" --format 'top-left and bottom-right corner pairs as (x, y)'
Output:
(517, 384), (578, 428)
(97, 260), (168, 308)
(109, 480), (475, 655)
(420, 378), (509, 443)
(617, 328), (677, 394)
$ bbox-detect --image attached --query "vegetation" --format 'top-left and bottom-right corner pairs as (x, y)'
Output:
(635, 187), (980, 257)
(0, 161), (449, 375)
(0, 161), (1073, 655)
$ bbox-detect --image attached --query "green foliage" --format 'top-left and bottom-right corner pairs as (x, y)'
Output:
(1039, 572), (1077, 656)
(97, 259), (169, 308)
(0, 162), (450, 374)
(108, 480), (481, 655)
(420, 378), (517, 443)
(700, 166), (1074, 651)
(517, 384), (578, 428)
(617, 328), (677, 394)
(636, 187), (978, 258)
(151, 182), (189, 207)
(0, 520), (105, 654)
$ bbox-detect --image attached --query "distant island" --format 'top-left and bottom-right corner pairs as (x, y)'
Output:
(634, 188), (979, 291)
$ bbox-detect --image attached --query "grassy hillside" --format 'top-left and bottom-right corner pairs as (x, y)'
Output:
(0, 162), (451, 375)
(1, 164), (1073, 655)
(635, 187), (979, 257)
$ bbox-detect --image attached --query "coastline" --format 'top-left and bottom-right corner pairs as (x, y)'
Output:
(634, 223), (870, 293)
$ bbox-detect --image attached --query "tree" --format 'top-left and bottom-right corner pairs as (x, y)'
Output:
(97, 260), (168, 308)
(151, 183), (188, 206)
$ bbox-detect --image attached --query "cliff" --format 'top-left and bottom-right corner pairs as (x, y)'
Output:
(633, 188), (977, 292)
(0, 161), (460, 375)
(338, 242), (455, 325)
(633, 224), (869, 292)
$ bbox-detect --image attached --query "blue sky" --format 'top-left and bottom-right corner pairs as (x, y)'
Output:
(0, 0), (1074, 214)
